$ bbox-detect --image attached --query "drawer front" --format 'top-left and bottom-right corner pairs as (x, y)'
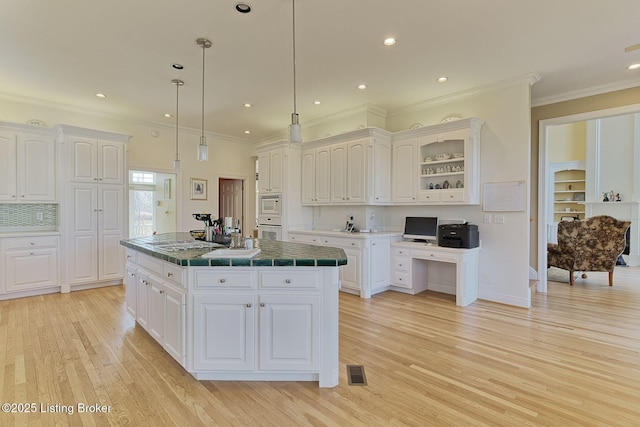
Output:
(320, 236), (364, 249)
(289, 234), (321, 245)
(137, 253), (163, 275)
(125, 249), (137, 264)
(163, 262), (186, 288)
(393, 256), (411, 272)
(259, 270), (320, 290)
(3, 235), (59, 250)
(392, 247), (411, 257)
(418, 192), (440, 203)
(416, 250), (458, 263)
(440, 190), (464, 202)
(392, 271), (411, 289)
(193, 269), (256, 289)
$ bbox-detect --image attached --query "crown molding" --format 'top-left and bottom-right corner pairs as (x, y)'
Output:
(531, 77), (640, 107)
(387, 73), (541, 118)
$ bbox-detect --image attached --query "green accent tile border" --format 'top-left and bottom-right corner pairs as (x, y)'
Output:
(120, 233), (347, 269)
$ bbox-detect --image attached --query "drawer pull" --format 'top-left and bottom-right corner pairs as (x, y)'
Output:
(219, 278), (226, 283)
(167, 272), (173, 277)
(246, 303), (252, 308)
(159, 290), (164, 294)
(285, 279), (291, 284)
(30, 242), (35, 246)
(30, 252), (34, 255)
(260, 303), (265, 307)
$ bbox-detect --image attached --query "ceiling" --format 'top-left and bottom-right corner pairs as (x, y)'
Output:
(2, 0), (640, 142)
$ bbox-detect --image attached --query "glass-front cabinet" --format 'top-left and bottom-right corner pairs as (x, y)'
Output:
(392, 117), (483, 205)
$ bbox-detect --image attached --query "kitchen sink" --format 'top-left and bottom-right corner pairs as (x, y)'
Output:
(201, 248), (261, 258)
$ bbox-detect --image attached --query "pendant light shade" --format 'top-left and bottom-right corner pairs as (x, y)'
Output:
(289, 0), (302, 143)
(196, 37), (212, 161)
(172, 79), (184, 170)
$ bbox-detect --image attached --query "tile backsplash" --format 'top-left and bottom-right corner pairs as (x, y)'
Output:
(0, 203), (58, 232)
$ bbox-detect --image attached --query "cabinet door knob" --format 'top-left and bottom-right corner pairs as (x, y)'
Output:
(285, 279), (291, 284)
(246, 303), (252, 308)
(159, 290), (164, 294)
(260, 303), (265, 307)
(30, 242), (35, 245)
(219, 278), (226, 283)
(167, 272), (173, 277)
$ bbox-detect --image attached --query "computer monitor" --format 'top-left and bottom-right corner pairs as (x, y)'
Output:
(403, 216), (438, 242)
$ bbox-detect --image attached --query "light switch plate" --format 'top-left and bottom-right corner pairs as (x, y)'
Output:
(493, 214), (505, 224)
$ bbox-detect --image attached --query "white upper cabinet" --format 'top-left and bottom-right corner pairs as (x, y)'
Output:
(258, 149), (283, 194)
(301, 129), (392, 206)
(392, 138), (418, 203)
(68, 138), (124, 184)
(0, 124), (56, 202)
(393, 117), (483, 205)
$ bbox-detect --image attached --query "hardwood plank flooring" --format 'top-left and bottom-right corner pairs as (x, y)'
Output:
(1, 267), (639, 426)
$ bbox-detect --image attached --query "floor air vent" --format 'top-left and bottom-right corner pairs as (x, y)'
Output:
(346, 365), (367, 386)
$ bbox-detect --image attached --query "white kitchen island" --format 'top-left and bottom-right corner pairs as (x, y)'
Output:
(121, 233), (346, 388)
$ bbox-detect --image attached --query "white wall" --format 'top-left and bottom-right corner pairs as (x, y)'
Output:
(597, 114), (635, 200)
(0, 96), (256, 235)
(308, 83), (533, 307)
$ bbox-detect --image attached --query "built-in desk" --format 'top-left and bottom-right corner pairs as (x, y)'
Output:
(390, 241), (480, 306)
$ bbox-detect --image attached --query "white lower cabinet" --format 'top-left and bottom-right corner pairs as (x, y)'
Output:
(289, 232), (394, 298)
(193, 295), (256, 371)
(133, 261), (186, 366)
(259, 294), (319, 371)
(1, 235), (59, 295)
(192, 278), (321, 372)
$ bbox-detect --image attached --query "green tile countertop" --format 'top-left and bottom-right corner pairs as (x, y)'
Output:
(120, 232), (347, 268)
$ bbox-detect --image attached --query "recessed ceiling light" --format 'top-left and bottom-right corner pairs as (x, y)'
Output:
(627, 63), (640, 70)
(383, 37), (396, 46)
(95, 93), (106, 98)
(244, 130), (251, 134)
(437, 76), (448, 83)
(313, 100), (322, 105)
(243, 103), (252, 108)
(172, 63), (184, 70)
(357, 84), (367, 90)
(164, 113), (172, 118)
(235, 3), (251, 13)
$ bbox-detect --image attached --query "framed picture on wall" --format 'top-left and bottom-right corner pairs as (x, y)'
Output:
(190, 178), (207, 200)
(572, 192), (585, 201)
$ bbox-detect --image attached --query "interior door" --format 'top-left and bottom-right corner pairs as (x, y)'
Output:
(219, 178), (244, 230)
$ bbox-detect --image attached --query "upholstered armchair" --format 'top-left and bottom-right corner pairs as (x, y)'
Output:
(547, 215), (631, 286)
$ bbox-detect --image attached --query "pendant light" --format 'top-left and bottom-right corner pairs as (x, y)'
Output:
(196, 37), (212, 161)
(172, 79), (184, 170)
(289, 0), (302, 143)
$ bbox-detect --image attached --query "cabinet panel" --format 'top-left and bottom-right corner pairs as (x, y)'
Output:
(125, 265), (137, 317)
(136, 272), (150, 330)
(194, 295), (255, 371)
(69, 138), (98, 182)
(98, 142), (124, 184)
(330, 144), (347, 203)
(346, 141), (366, 203)
(5, 248), (58, 292)
(148, 277), (165, 342)
(392, 140), (417, 203)
(99, 186), (124, 280)
(340, 248), (360, 291)
(17, 135), (56, 201)
(373, 140), (391, 203)
(163, 285), (186, 364)
(259, 294), (319, 371)
(315, 147), (331, 203)
(0, 132), (17, 200)
(301, 149), (316, 204)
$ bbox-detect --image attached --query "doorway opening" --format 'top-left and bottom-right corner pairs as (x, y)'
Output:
(219, 178), (245, 234)
(129, 170), (177, 238)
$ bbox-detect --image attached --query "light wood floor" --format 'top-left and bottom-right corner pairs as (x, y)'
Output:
(1, 267), (639, 426)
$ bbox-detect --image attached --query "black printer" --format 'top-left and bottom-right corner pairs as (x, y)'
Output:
(438, 223), (479, 248)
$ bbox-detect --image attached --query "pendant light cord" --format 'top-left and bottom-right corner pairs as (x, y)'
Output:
(292, 0), (297, 115)
(201, 42), (206, 143)
(175, 82), (180, 157)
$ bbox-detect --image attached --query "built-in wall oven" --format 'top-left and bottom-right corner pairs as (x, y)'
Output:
(258, 194), (282, 240)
